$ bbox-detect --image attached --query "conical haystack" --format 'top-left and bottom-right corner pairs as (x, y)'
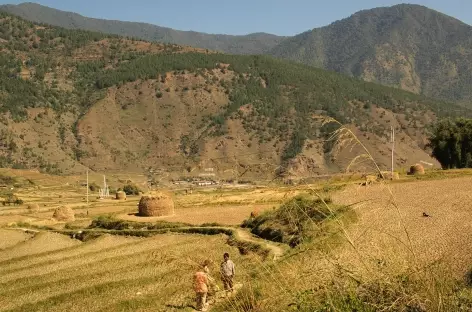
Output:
(115, 191), (127, 200)
(408, 164), (425, 175)
(138, 192), (174, 217)
(53, 206), (75, 221)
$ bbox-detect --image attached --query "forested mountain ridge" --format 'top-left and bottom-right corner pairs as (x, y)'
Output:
(0, 11), (468, 180)
(3, 3), (472, 106)
(268, 4), (472, 105)
(0, 2), (286, 55)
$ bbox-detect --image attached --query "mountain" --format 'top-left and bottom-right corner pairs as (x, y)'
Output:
(0, 11), (467, 180)
(2, 3), (472, 107)
(269, 4), (472, 105)
(0, 2), (285, 55)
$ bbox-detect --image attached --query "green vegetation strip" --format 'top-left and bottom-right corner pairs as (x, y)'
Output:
(49, 216), (273, 259)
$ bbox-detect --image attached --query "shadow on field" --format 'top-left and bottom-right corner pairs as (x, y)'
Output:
(165, 303), (195, 310)
(466, 269), (472, 287)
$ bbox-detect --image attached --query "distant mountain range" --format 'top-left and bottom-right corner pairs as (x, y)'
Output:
(269, 4), (472, 106)
(1, 2), (472, 105)
(0, 2), (286, 55)
(0, 10), (463, 177)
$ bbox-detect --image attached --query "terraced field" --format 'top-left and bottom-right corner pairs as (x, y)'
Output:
(1, 169), (472, 311)
(0, 231), (256, 312)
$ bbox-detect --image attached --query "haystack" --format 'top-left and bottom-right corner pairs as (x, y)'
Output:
(53, 206), (75, 221)
(408, 164), (425, 175)
(27, 203), (40, 212)
(115, 191), (127, 200)
(138, 192), (174, 217)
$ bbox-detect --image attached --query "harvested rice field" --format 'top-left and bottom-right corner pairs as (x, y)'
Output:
(0, 232), (257, 312)
(0, 229), (33, 250)
(332, 177), (472, 277)
(1, 168), (472, 311)
(118, 203), (275, 225)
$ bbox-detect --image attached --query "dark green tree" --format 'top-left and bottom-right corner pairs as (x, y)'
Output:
(428, 118), (472, 169)
(123, 183), (141, 195)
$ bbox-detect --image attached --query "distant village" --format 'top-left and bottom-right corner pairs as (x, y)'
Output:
(171, 167), (220, 187)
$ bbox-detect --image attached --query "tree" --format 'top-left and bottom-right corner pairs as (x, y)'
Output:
(123, 184), (141, 195)
(427, 118), (472, 169)
(89, 182), (100, 192)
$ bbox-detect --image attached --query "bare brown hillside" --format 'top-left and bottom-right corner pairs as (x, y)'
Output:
(0, 11), (454, 180)
(73, 69), (440, 179)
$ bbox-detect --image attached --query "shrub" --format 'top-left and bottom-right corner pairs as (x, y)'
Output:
(242, 195), (342, 247)
(89, 182), (100, 192)
(122, 183), (141, 195)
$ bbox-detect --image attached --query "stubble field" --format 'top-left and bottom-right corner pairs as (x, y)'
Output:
(1, 169), (472, 311)
(0, 231), (258, 312)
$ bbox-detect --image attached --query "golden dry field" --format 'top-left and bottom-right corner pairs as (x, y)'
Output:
(0, 232), (258, 312)
(333, 177), (472, 277)
(1, 168), (472, 311)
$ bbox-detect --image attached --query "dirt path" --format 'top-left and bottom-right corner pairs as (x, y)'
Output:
(191, 283), (244, 312)
(234, 228), (285, 260)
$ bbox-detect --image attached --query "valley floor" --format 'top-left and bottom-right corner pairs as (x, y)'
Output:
(1, 172), (472, 311)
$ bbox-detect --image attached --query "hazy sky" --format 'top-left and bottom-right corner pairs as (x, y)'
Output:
(1, 0), (471, 36)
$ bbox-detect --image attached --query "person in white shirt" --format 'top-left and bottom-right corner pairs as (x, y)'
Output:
(220, 252), (235, 294)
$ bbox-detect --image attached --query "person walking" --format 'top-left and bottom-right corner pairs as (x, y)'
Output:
(194, 260), (211, 311)
(220, 252), (235, 295)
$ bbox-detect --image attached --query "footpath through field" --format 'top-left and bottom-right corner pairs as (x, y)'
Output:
(234, 228), (284, 260)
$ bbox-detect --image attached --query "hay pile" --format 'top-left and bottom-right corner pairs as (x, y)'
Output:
(53, 206), (75, 221)
(138, 192), (174, 217)
(115, 191), (127, 200)
(408, 164), (425, 175)
(27, 203), (40, 212)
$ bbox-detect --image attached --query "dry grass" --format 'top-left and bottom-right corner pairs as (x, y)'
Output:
(119, 204), (275, 225)
(1, 159), (472, 311)
(332, 176), (472, 277)
(0, 229), (32, 250)
(209, 119), (472, 311)
(215, 175), (472, 311)
(0, 232), (259, 312)
(0, 232), (81, 262)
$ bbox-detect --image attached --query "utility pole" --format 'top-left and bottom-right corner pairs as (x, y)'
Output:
(86, 169), (89, 205)
(391, 126), (395, 176)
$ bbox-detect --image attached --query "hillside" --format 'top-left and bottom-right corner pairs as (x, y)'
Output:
(0, 2), (285, 55)
(0, 12), (468, 180)
(269, 4), (472, 105)
(3, 3), (472, 106)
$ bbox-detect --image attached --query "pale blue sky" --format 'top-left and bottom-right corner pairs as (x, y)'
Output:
(1, 1), (471, 36)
